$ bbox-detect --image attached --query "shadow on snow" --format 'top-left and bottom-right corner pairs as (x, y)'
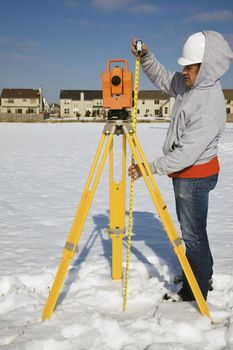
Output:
(56, 210), (180, 307)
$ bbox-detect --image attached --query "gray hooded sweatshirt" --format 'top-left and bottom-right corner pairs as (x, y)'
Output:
(140, 31), (233, 175)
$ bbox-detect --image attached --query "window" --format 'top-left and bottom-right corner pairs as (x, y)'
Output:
(7, 108), (11, 113)
(164, 107), (168, 114)
(16, 109), (22, 114)
(95, 100), (102, 106)
(26, 108), (35, 113)
(154, 109), (160, 116)
(7, 99), (14, 103)
(64, 108), (70, 114)
(154, 99), (159, 104)
(146, 109), (150, 113)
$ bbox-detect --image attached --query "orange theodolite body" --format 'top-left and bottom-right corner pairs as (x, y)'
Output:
(101, 59), (133, 110)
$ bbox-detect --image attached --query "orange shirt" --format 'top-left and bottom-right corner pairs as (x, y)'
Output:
(168, 156), (220, 179)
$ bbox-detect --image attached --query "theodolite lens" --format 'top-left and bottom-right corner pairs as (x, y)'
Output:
(111, 75), (121, 86)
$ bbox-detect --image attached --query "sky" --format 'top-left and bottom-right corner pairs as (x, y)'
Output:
(0, 0), (233, 103)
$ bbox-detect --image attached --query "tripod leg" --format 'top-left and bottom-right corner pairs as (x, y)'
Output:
(42, 127), (115, 321)
(123, 126), (210, 318)
(109, 135), (126, 279)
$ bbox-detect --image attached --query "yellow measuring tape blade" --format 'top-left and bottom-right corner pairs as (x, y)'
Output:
(123, 55), (140, 312)
(132, 55), (140, 132)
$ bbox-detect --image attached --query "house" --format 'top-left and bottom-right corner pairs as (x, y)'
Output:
(50, 103), (60, 116)
(223, 89), (233, 121)
(138, 90), (175, 118)
(60, 90), (103, 118)
(59, 88), (233, 121)
(43, 97), (51, 113)
(59, 89), (175, 119)
(0, 88), (43, 115)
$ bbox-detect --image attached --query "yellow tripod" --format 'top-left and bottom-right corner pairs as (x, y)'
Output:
(42, 118), (210, 321)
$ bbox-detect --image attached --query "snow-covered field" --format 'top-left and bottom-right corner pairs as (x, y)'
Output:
(0, 122), (233, 350)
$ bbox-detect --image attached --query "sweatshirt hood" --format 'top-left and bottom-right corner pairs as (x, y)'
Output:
(194, 31), (233, 88)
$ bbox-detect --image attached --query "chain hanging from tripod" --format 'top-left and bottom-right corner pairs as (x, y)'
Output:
(123, 41), (141, 312)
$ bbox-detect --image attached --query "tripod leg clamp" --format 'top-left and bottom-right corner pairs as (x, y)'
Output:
(171, 237), (182, 249)
(106, 227), (125, 237)
(65, 241), (79, 253)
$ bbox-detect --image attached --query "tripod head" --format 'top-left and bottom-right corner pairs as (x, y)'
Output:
(101, 59), (133, 120)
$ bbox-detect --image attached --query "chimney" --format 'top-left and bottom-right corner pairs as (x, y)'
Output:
(80, 92), (85, 116)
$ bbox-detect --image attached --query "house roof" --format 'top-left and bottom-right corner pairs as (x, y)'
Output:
(50, 103), (60, 108)
(1, 88), (41, 99)
(139, 90), (233, 100)
(60, 90), (102, 100)
(60, 89), (172, 101)
(138, 90), (170, 100)
(223, 89), (233, 100)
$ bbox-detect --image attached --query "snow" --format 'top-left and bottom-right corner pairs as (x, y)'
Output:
(0, 122), (233, 349)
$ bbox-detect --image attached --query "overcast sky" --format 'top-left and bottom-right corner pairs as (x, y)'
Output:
(0, 0), (233, 102)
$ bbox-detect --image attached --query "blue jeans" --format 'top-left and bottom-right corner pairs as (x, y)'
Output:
(172, 174), (218, 299)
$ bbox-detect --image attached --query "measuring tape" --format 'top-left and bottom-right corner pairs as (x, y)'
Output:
(132, 54), (140, 131)
(123, 48), (140, 312)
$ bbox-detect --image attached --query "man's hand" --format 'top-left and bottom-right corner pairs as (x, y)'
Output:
(131, 38), (149, 57)
(128, 164), (142, 181)
(128, 163), (148, 181)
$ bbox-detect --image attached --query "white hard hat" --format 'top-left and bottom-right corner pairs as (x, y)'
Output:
(177, 32), (205, 66)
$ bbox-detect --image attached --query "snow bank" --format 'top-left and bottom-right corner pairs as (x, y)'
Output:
(0, 123), (233, 349)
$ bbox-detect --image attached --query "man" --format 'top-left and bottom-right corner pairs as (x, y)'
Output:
(129, 31), (233, 301)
